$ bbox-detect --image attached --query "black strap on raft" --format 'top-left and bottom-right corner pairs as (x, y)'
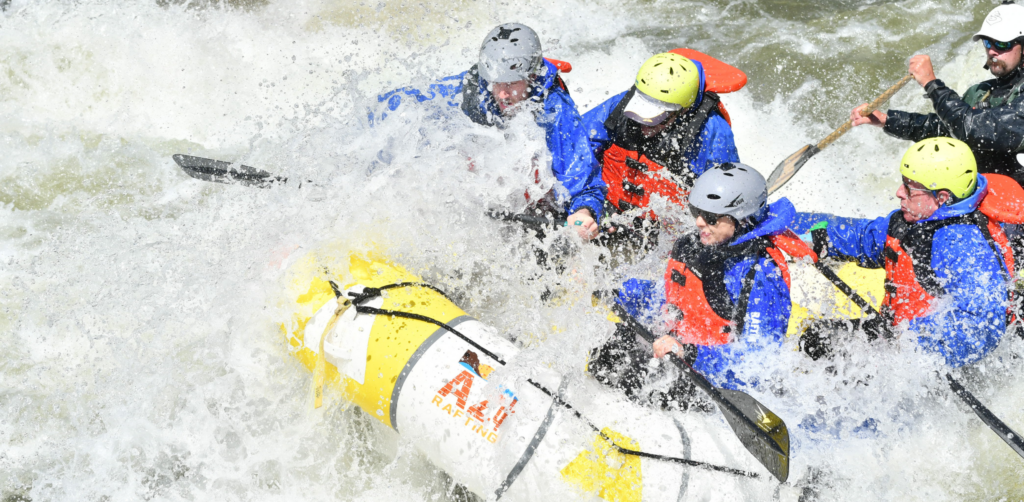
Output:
(338, 281), (760, 479)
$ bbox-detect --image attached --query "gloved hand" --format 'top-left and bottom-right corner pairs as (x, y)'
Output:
(809, 221), (830, 259)
(800, 315), (890, 360)
(799, 318), (840, 361)
(859, 314), (890, 342)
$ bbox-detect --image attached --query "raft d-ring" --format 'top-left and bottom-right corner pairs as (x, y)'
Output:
(314, 299), (352, 409)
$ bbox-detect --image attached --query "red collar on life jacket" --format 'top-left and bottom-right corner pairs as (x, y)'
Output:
(669, 49), (747, 126)
(979, 173), (1024, 224)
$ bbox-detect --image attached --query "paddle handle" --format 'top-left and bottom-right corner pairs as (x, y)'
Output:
(816, 73), (914, 151)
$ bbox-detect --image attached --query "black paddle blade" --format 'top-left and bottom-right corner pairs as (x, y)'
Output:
(947, 373), (1024, 460)
(173, 154), (286, 188)
(717, 387), (790, 482)
(766, 144), (820, 195)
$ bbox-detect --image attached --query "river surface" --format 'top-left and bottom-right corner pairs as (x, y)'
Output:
(1, 0), (1023, 500)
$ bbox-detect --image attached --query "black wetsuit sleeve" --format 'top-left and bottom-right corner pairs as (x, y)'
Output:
(883, 109), (950, 142)
(926, 79), (1024, 155)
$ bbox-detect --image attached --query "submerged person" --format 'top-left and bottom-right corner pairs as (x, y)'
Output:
(801, 138), (1014, 367)
(375, 23), (606, 241)
(583, 52), (739, 251)
(590, 164), (804, 405)
(850, 2), (1024, 186)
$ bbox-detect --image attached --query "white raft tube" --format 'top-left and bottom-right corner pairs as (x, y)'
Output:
(280, 254), (787, 501)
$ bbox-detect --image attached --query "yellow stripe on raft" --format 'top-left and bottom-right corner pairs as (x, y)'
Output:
(283, 254), (467, 428)
(561, 428), (643, 502)
(787, 262), (886, 336)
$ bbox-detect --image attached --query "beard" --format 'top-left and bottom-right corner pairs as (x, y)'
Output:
(990, 57), (1013, 77)
(988, 48), (1022, 77)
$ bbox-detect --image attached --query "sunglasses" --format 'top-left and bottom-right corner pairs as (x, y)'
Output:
(983, 38), (1017, 52)
(689, 205), (724, 225)
(902, 177), (934, 197)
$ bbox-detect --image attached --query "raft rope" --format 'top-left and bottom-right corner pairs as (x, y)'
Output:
(337, 281), (760, 479)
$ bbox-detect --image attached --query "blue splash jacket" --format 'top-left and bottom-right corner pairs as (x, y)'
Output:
(819, 175), (1008, 367)
(617, 199), (796, 390)
(373, 60), (607, 220)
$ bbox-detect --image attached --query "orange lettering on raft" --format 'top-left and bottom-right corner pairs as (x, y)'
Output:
(431, 395), (442, 406)
(492, 398), (518, 431)
(436, 370), (474, 409)
(453, 409), (464, 419)
(442, 403), (453, 416)
(467, 400), (488, 422)
(487, 432), (498, 443)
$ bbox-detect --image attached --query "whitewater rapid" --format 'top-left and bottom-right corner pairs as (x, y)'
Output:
(1, 0), (1022, 500)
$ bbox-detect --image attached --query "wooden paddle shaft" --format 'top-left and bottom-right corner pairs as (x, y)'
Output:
(816, 73), (914, 151)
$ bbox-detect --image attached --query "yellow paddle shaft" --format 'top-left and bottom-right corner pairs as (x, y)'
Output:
(816, 73), (914, 151)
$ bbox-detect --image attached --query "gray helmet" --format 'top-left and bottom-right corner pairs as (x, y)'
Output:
(689, 163), (768, 221)
(478, 23), (543, 83)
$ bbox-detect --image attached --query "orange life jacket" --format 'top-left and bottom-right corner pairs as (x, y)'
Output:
(664, 231), (808, 346)
(881, 210), (1015, 325)
(601, 89), (722, 219)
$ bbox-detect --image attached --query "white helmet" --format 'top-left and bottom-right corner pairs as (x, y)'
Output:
(478, 23), (543, 83)
(973, 2), (1024, 43)
(689, 163), (768, 221)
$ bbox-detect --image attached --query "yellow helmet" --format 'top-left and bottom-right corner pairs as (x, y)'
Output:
(634, 53), (701, 108)
(899, 137), (978, 199)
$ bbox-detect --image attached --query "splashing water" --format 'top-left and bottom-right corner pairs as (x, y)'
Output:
(1, 0), (1023, 500)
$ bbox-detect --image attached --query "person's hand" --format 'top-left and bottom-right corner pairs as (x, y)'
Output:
(908, 54), (937, 88)
(566, 209), (599, 241)
(653, 335), (684, 359)
(850, 103), (887, 127)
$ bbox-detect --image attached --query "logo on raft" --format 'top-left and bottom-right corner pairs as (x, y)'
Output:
(432, 350), (518, 444)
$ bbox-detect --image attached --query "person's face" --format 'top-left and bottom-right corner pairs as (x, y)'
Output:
(983, 38), (1023, 77)
(493, 80), (530, 114)
(692, 207), (737, 246)
(638, 111), (679, 138)
(896, 176), (950, 223)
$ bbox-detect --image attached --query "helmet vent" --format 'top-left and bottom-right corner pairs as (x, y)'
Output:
(918, 144), (926, 151)
(723, 172), (735, 177)
(669, 67), (674, 75)
(935, 144), (940, 152)
(707, 194), (722, 200)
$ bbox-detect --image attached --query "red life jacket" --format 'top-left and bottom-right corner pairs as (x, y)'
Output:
(664, 231), (808, 346)
(601, 89), (723, 219)
(881, 210), (1015, 325)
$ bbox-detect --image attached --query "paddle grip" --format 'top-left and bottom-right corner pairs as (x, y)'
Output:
(816, 73), (914, 151)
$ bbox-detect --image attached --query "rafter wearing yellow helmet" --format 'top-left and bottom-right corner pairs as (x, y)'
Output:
(900, 137), (978, 200)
